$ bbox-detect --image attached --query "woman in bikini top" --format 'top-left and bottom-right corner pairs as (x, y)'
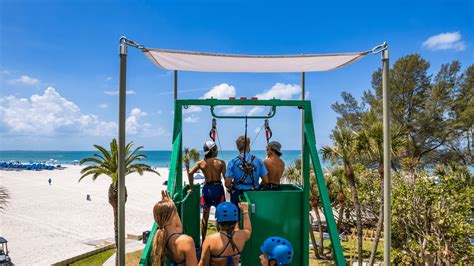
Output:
(199, 202), (251, 266)
(152, 190), (198, 266)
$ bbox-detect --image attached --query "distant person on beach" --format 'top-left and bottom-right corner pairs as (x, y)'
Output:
(152, 190), (198, 266)
(48, 177), (52, 185)
(199, 201), (251, 266)
(262, 141), (285, 191)
(186, 140), (226, 242)
(225, 136), (268, 210)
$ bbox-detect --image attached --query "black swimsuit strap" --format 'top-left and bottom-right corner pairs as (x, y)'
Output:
(166, 232), (182, 247)
(212, 232), (241, 258)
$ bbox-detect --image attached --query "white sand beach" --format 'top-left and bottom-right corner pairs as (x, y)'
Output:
(0, 165), (168, 265)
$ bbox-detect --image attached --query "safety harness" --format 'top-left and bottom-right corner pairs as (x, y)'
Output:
(231, 116), (259, 190)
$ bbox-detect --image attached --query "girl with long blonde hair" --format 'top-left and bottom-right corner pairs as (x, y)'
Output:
(152, 190), (198, 266)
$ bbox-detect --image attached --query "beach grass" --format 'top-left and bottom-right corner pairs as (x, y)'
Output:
(70, 248), (115, 266)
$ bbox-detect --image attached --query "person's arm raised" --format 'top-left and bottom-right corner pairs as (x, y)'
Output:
(239, 202), (252, 240)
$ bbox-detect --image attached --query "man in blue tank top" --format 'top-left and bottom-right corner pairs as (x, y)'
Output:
(225, 136), (269, 210)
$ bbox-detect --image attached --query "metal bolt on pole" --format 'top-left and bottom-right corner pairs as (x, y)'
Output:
(118, 36), (128, 266)
(381, 44), (391, 266)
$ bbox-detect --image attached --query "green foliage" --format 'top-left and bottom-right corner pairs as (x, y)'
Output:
(70, 248), (115, 266)
(79, 139), (159, 186)
(392, 168), (473, 264)
(328, 54), (473, 264)
(183, 147), (200, 169)
(334, 55), (473, 168)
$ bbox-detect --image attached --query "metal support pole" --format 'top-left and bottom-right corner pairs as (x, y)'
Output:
(301, 72), (305, 176)
(117, 37), (127, 266)
(174, 70), (178, 100)
(382, 46), (391, 265)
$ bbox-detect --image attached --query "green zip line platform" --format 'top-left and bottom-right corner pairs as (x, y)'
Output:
(117, 37), (391, 265)
(139, 99), (346, 265)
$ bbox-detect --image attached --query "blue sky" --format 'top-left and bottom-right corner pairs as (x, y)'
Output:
(0, 0), (472, 151)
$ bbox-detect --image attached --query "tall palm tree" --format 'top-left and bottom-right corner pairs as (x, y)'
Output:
(0, 185), (9, 210)
(356, 121), (406, 265)
(183, 147), (200, 173)
(321, 126), (364, 265)
(79, 139), (159, 264)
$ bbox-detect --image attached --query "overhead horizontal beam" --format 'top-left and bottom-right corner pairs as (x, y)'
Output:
(177, 98), (309, 108)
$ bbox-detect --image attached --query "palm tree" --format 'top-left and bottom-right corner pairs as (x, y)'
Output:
(356, 121), (406, 265)
(326, 167), (348, 234)
(183, 147), (200, 172)
(0, 185), (9, 210)
(321, 126), (363, 265)
(285, 159), (326, 259)
(79, 139), (159, 264)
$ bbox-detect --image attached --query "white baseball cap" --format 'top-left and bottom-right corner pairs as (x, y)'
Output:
(203, 140), (217, 155)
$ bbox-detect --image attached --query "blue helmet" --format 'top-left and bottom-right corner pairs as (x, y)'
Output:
(260, 236), (294, 265)
(216, 202), (238, 222)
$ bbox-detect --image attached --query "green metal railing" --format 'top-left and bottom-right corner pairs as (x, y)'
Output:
(140, 99), (345, 266)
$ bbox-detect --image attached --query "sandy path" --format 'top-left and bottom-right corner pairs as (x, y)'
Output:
(0, 165), (166, 265)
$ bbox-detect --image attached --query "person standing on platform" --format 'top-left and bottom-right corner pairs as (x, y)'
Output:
(225, 136), (268, 211)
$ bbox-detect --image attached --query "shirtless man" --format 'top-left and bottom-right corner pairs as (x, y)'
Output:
(186, 140), (226, 242)
(262, 141), (285, 190)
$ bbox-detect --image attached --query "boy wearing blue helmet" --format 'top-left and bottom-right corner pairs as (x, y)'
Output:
(199, 202), (251, 266)
(259, 236), (294, 266)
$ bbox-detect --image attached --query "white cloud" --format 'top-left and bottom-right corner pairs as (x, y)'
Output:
(180, 83), (237, 114)
(99, 103), (108, 109)
(248, 106), (264, 116)
(126, 108), (148, 135)
(220, 106), (245, 115)
(202, 83), (236, 99)
(0, 88), (167, 138)
(246, 83), (302, 115)
(8, 75), (40, 86)
(0, 87), (116, 136)
(0, 70), (10, 75)
(422, 32), (466, 51)
(254, 127), (262, 134)
(104, 90), (136, 96)
(184, 114), (200, 123)
(183, 105), (202, 113)
(256, 83), (301, 100)
(105, 76), (112, 81)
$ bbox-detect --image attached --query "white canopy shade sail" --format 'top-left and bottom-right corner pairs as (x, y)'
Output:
(141, 48), (370, 73)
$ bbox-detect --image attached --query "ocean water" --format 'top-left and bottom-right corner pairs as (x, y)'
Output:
(0, 150), (303, 168)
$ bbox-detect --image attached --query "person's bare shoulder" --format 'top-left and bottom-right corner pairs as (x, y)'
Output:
(177, 234), (195, 245)
(264, 157), (272, 166)
(176, 234), (195, 251)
